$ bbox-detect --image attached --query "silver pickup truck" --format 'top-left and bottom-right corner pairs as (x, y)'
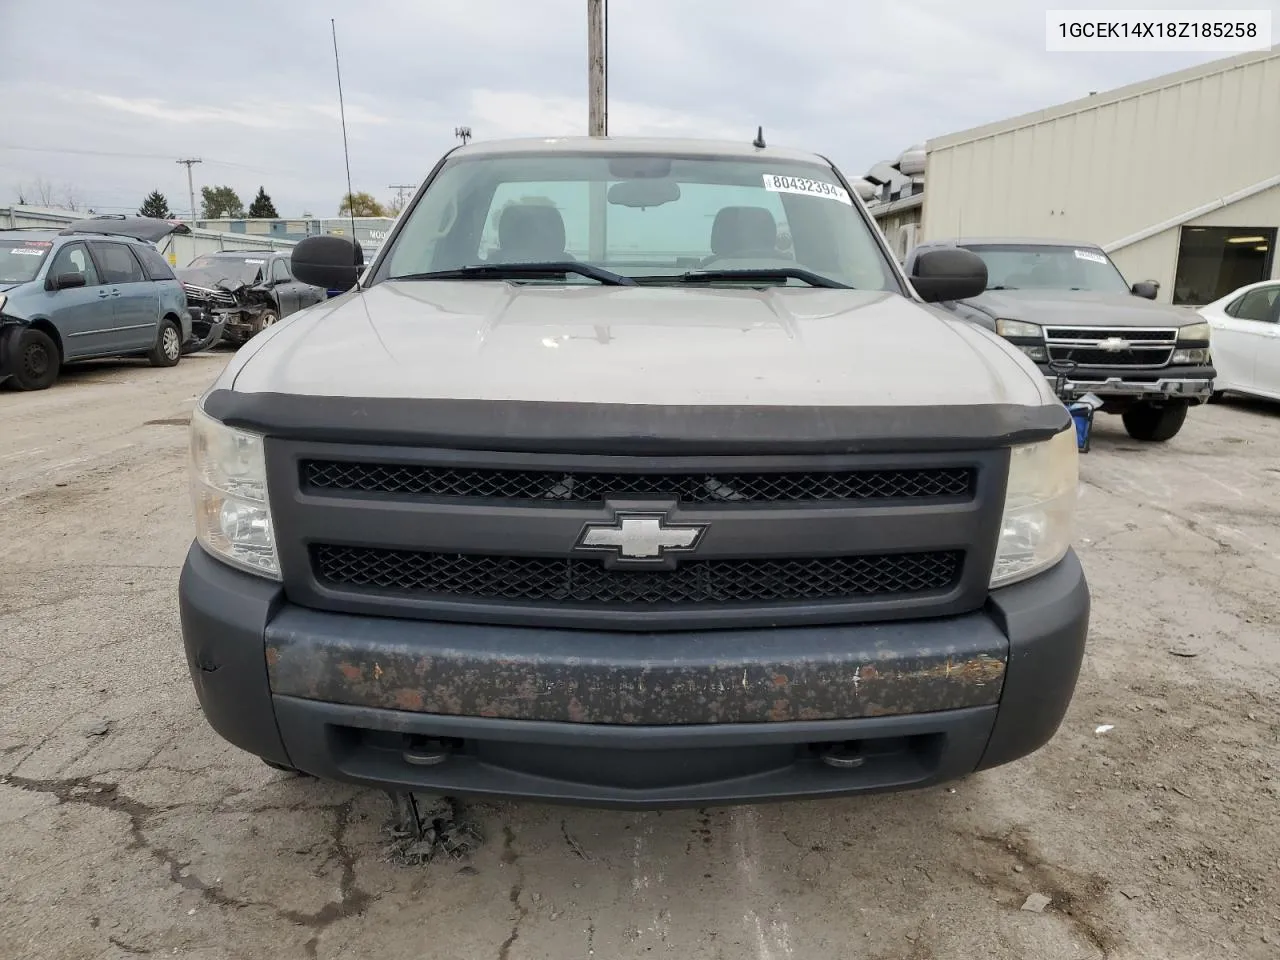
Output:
(178, 136), (1090, 808)
(908, 238), (1215, 442)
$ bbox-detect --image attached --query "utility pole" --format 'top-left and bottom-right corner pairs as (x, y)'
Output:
(587, 0), (606, 136)
(388, 184), (416, 211)
(454, 126), (472, 145)
(176, 158), (202, 223)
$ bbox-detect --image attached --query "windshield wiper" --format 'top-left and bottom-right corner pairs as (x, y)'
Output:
(652, 267), (850, 289)
(393, 262), (636, 286)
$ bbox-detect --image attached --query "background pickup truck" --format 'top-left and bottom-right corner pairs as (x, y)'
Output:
(909, 237), (1216, 442)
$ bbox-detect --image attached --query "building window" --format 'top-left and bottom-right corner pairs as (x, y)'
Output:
(1173, 226), (1275, 306)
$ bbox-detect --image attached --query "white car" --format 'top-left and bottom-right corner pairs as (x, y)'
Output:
(1198, 279), (1280, 402)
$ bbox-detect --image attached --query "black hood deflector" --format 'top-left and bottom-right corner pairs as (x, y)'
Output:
(202, 390), (1069, 455)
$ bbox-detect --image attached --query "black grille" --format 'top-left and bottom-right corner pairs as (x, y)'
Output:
(1047, 346), (1173, 367)
(301, 461), (974, 504)
(1047, 327), (1173, 342)
(311, 545), (962, 605)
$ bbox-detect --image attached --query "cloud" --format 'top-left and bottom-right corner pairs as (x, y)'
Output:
(73, 92), (393, 130)
(467, 89), (753, 142)
(0, 0), (1272, 216)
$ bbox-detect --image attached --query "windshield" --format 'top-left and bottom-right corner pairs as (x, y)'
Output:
(184, 255), (265, 286)
(962, 243), (1131, 293)
(378, 152), (899, 290)
(0, 238), (54, 285)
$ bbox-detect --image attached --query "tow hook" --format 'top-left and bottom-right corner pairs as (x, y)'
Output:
(820, 742), (867, 769)
(402, 737), (454, 767)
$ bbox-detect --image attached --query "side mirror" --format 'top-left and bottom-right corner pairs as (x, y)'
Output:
(291, 236), (365, 290)
(49, 272), (87, 291)
(908, 248), (987, 303)
(1131, 281), (1159, 300)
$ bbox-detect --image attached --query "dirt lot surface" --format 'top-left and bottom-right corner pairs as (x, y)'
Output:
(2, 355), (1278, 960)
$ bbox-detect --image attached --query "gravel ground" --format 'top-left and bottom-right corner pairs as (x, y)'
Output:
(2, 354), (1278, 960)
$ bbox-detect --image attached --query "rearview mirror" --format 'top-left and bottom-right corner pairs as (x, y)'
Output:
(290, 236), (365, 291)
(608, 179), (681, 208)
(49, 272), (87, 291)
(908, 248), (987, 303)
(1131, 281), (1159, 300)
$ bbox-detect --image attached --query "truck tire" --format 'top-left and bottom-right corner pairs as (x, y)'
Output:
(1122, 400), (1188, 442)
(251, 310), (279, 336)
(10, 328), (61, 391)
(147, 318), (183, 367)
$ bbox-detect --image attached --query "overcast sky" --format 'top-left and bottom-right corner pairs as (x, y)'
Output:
(0, 0), (1275, 218)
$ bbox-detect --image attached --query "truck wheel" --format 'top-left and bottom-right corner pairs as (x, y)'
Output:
(11, 328), (61, 391)
(1122, 400), (1188, 442)
(147, 318), (183, 367)
(251, 310), (279, 336)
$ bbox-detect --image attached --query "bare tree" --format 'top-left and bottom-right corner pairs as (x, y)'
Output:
(61, 185), (83, 212)
(34, 178), (56, 207)
(14, 184), (29, 205)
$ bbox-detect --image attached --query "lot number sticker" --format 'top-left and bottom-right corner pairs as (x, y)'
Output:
(10, 247), (45, 256)
(1074, 249), (1108, 264)
(763, 174), (852, 205)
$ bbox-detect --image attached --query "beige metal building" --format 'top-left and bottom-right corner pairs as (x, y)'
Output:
(919, 45), (1279, 305)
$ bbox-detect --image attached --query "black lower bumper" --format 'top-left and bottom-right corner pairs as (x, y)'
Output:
(179, 546), (1089, 807)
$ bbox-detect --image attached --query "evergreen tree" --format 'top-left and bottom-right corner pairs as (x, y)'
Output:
(247, 186), (279, 219)
(138, 190), (174, 219)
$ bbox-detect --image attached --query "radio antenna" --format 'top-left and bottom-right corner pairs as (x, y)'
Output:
(331, 18), (358, 246)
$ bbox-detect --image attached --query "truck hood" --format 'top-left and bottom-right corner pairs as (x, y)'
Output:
(227, 281), (1052, 408)
(962, 288), (1201, 327)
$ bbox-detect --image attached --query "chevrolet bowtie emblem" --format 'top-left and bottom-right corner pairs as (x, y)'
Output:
(1099, 337), (1131, 351)
(575, 511), (707, 560)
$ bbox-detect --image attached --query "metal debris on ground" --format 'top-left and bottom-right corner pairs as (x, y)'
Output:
(384, 792), (483, 865)
(1095, 724), (1115, 735)
(83, 720), (110, 737)
(1021, 893), (1052, 913)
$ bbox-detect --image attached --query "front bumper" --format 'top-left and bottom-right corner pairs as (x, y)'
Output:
(179, 545), (1090, 807)
(1038, 363), (1216, 402)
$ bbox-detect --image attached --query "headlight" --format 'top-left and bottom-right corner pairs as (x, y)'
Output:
(190, 406), (280, 578)
(1171, 348), (1210, 364)
(990, 427), (1078, 589)
(1177, 322), (1210, 343)
(995, 319), (1043, 339)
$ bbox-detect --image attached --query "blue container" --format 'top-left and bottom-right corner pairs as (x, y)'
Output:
(1067, 403), (1093, 452)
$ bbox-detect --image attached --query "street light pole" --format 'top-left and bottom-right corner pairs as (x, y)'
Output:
(176, 158), (202, 223)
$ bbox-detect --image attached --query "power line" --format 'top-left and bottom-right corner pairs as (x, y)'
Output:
(388, 183), (416, 209)
(0, 143), (281, 175)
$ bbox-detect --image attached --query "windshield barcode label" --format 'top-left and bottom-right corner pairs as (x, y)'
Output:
(762, 174), (852, 205)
